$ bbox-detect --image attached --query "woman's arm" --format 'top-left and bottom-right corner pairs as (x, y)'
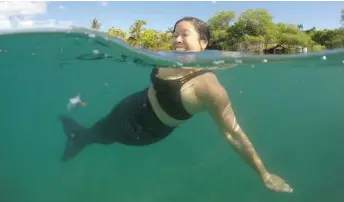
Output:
(195, 73), (293, 193)
(197, 75), (268, 178)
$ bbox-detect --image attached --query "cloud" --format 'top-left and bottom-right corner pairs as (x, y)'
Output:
(0, 20), (11, 29)
(0, 1), (46, 17)
(16, 19), (73, 29)
(100, 2), (108, 7)
(58, 5), (65, 10)
(0, 1), (72, 29)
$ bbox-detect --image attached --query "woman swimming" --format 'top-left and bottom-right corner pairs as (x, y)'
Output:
(59, 17), (293, 193)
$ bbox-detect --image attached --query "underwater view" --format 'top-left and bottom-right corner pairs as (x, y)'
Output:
(1, 27), (344, 202)
(1, 1), (344, 202)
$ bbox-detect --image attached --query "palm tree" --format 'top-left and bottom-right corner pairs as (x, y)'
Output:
(157, 31), (172, 50)
(297, 24), (303, 31)
(128, 20), (147, 47)
(91, 17), (101, 30)
(108, 27), (128, 40)
(166, 27), (174, 33)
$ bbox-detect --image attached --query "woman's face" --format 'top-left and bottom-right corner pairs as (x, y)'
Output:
(172, 20), (207, 52)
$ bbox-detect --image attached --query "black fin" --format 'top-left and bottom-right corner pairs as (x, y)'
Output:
(58, 115), (88, 162)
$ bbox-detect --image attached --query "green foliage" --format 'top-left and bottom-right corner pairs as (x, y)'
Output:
(108, 27), (128, 40)
(207, 11), (236, 30)
(207, 11), (235, 50)
(141, 29), (158, 49)
(309, 29), (344, 49)
(275, 23), (311, 47)
(209, 29), (230, 50)
(91, 17), (101, 30)
(310, 44), (326, 52)
(127, 20), (147, 47)
(239, 34), (265, 53)
(156, 32), (173, 51)
(237, 9), (275, 37)
(97, 8), (344, 54)
(297, 24), (303, 30)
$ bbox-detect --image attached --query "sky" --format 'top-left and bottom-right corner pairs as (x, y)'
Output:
(0, 1), (343, 32)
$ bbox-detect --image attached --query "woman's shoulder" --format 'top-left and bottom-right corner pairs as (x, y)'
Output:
(194, 71), (227, 100)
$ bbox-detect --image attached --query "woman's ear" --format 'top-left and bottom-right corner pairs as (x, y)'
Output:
(200, 40), (208, 50)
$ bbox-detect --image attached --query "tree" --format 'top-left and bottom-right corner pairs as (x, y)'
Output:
(108, 27), (128, 40)
(207, 10), (235, 50)
(208, 10), (236, 30)
(128, 20), (147, 47)
(98, 8), (341, 54)
(156, 31), (172, 51)
(141, 29), (158, 50)
(91, 17), (101, 30)
(309, 29), (344, 49)
(166, 27), (174, 33)
(297, 24), (303, 30)
(274, 23), (311, 52)
(231, 9), (277, 53)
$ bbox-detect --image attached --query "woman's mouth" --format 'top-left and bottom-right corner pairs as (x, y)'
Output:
(175, 47), (186, 51)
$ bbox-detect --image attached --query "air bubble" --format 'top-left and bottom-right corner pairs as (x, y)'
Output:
(177, 62), (183, 67)
(263, 59), (268, 63)
(212, 60), (224, 65)
(93, 49), (99, 54)
(322, 56), (326, 60)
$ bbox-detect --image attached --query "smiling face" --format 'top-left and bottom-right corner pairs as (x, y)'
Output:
(172, 20), (208, 52)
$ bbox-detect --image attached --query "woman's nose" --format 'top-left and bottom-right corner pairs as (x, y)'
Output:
(175, 35), (183, 43)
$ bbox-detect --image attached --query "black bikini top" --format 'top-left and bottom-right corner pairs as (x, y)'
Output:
(150, 67), (212, 121)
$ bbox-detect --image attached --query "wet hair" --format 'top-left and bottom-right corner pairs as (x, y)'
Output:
(173, 17), (211, 44)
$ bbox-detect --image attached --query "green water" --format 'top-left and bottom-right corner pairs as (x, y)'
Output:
(1, 29), (344, 202)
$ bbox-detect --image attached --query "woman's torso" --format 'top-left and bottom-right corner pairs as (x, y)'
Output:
(148, 67), (213, 127)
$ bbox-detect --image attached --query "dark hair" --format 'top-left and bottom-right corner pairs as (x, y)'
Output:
(173, 17), (211, 43)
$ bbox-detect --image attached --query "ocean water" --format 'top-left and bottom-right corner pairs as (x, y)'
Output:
(1, 28), (344, 202)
